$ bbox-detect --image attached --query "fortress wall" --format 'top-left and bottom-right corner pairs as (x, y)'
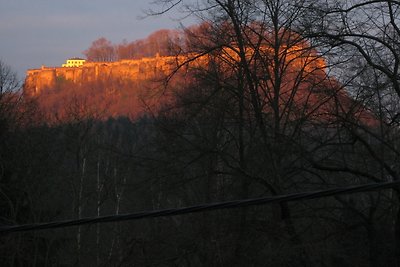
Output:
(24, 56), (182, 96)
(23, 49), (325, 97)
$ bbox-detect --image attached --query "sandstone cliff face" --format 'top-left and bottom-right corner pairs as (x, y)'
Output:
(23, 55), (183, 96)
(22, 55), (192, 122)
(22, 48), (375, 126)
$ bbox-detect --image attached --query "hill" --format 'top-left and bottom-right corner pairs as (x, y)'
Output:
(23, 55), (191, 121)
(23, 29), (375, 126)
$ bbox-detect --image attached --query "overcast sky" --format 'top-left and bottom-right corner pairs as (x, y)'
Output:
(0, 0), (194, 79)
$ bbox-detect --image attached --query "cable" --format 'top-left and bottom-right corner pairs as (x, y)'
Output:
(1, 180), (399, 234)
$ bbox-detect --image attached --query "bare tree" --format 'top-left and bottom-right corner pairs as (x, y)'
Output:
(297, 1), (400, 265)
(83, 37), (116, 62)
(0, 60), (19, 94)
(0, 60), (21, 129)
(147, 0), (355, 265)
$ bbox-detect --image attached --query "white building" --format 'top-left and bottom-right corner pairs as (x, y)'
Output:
(62, 58), (86, 67)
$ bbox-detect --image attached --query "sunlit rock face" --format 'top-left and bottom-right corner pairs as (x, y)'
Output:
(23, 43), (375, 126)
(23, 55), (190, 122)
(24, 56), (182, 96)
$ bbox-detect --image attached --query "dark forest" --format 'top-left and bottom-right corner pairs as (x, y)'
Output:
(1, 1), (400, 266)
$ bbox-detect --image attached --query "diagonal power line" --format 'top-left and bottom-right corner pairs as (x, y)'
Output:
(1, 180), (399, 234)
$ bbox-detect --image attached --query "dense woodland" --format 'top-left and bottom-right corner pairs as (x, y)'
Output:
(2, 0), (400, 266)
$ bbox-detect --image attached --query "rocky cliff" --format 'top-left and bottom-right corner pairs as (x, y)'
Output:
(24, 55), (185, 96)
(22, 47), (374, 125)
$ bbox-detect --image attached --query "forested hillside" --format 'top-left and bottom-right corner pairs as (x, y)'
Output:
(2, 1), (400, 266)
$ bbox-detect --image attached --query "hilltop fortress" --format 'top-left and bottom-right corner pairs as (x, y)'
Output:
(22, 45), (347, 123)
(24, 55), (186, 96)
(23, 44), (326, 98)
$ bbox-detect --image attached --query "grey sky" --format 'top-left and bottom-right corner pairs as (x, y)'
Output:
(0, 0), (194, 79)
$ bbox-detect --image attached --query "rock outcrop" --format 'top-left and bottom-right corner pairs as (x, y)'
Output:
(24, 55), (184, 96)
(22, 47), (375, 126)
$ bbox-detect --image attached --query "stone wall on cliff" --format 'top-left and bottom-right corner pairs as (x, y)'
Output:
(23, 55), (184, 96)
